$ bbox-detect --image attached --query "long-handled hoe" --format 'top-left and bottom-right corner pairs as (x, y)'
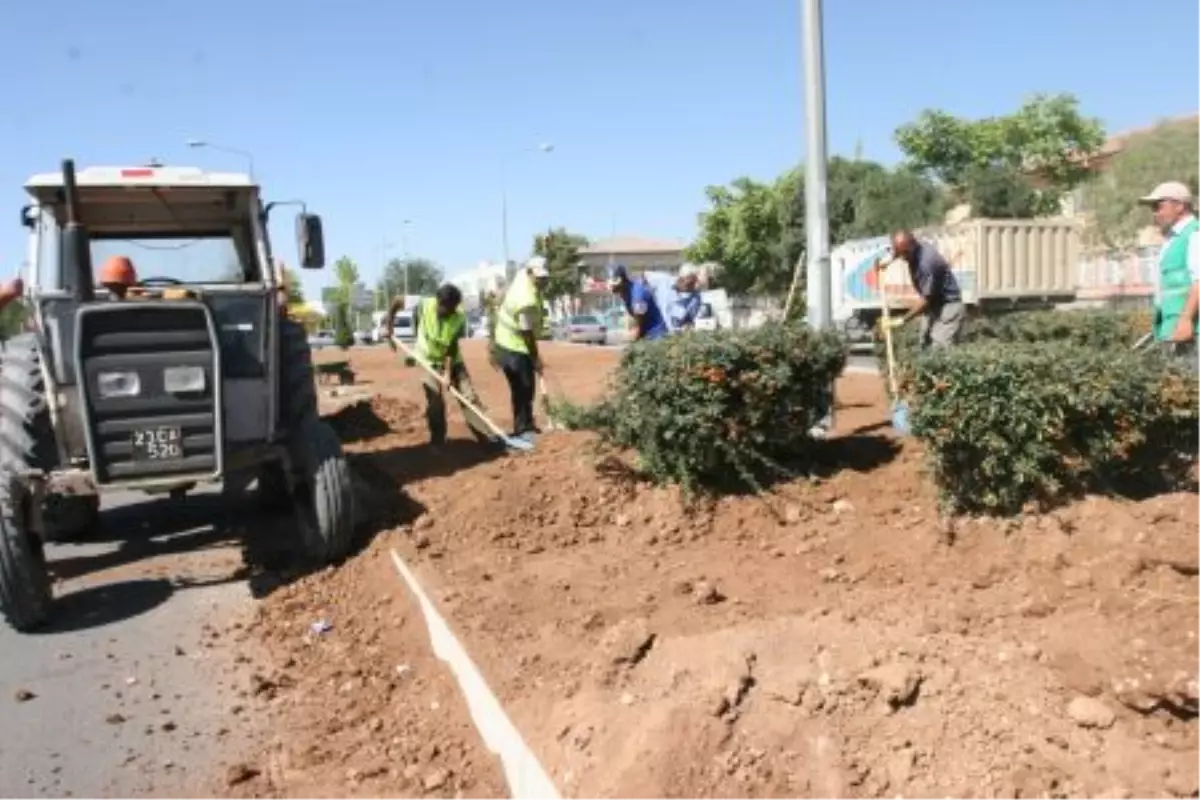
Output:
(391, 339), (534, 453)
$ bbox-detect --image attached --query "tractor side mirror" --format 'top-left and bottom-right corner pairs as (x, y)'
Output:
(296, 213), (325, 269)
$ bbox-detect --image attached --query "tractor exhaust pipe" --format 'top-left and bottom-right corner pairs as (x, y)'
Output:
(60, 159), (95, 304)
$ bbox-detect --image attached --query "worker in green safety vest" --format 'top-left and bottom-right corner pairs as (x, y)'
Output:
(492, 257), (550, 440)
(386, 284), (489, 447)
(1139, 181), (1199, 352)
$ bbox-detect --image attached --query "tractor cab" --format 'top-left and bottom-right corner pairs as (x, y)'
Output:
(21, 163), (324, 489)
(0, 160), (352, 633)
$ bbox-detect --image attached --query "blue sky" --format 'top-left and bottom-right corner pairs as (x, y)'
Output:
(0, 0), (1195, 301)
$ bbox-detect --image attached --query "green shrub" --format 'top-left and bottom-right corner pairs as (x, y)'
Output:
(875, 308), (1151, 397)
(909, 341), (1197, 514)
(556, 325), (847, 492)
(333, 303), (354, 349)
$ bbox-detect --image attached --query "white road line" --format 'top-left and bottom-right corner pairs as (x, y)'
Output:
(388, 549), (560, 800)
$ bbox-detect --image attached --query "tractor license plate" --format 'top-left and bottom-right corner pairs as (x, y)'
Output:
(130, 426), (184, 461)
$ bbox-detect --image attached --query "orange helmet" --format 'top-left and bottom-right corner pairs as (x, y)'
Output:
(99, 256), (137, 287)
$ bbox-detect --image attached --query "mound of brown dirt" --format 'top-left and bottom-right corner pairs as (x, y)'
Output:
(226, 347), (1198, 799)
(324, 396), (424, 443)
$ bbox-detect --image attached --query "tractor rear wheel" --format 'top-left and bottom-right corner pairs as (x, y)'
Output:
(0, 334), (56, 630)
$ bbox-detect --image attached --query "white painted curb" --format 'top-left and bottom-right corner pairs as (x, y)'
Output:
(389, 549), (561, 800)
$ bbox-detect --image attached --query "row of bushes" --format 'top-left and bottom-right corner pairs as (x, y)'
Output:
(874, 308), (1151, 391)
(908, 340), (1196, 513)
(553, 324), (846, 493)
(558, 308), (1194, 517)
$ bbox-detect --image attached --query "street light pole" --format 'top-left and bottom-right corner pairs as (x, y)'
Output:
(185, 139), (255, 180)
(400, 219), (412, 297)
(500, 143), (554, 278)
(801, 0), (831, 331)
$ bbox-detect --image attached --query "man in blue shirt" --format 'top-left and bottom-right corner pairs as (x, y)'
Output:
(609, 265), (669, 341)
(669, 265), (704, 331)
(876, 229), (965, 349)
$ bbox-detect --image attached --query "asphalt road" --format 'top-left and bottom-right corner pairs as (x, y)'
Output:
(0, 488), (264, 798)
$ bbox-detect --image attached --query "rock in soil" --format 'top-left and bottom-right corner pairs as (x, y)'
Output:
(1067, 695), (1116, 729)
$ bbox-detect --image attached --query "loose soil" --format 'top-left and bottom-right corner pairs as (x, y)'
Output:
(222, 341), (1199, 798)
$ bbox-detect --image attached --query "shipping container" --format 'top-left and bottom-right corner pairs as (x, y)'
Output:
(831, 218), (1083, 345)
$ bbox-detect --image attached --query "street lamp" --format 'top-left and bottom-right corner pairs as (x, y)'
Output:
(501, 142), (555, 275)
(185, 139), (256, 180)
(399, 219), (413, 296)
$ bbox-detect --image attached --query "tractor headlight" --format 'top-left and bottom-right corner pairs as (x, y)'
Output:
(163, 366), (206, 394)
(97, 371), (141, 399)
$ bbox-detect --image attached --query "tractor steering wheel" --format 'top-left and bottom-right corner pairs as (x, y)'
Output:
(137, 277), (185, 287)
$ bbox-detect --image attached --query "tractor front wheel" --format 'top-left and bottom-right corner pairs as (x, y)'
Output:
(292, 418), (355, 563)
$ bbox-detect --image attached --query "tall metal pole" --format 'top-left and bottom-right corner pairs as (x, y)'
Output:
(802, 0), (835, 437)
(802, 0), (831, 331)
(401, 219), (412, 297)
(501, 164), (510, 279)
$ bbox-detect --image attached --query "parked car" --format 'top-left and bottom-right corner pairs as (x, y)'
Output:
(354, 329), (374, 345)
(693, 302), (719, 331)
(373, 311), (416, 344)
(564, 314), (608, 345)
(308, 329), (335, 349)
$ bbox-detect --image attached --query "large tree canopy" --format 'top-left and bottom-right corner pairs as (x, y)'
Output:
(377, 257), (443, 301)
(1081, 117), (1200, 249)
(533, 228), (589, 301)
(895, 94), (1105, 217)
(687, 158), (944, 297)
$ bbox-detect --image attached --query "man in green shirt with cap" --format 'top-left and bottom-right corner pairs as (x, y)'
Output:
(1139, 181), (1199, 351)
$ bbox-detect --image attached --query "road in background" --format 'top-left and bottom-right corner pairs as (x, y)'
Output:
(0, 489), (260, 797)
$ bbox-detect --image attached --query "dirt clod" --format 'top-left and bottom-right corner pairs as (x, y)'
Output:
(1067, 695), (1116, 729)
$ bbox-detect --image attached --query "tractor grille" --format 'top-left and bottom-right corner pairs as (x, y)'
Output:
(77, 303), (221, 484)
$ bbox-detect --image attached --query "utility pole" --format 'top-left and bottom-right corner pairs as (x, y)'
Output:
(802, 0), (831, 331)
(802, 0), (835, 436)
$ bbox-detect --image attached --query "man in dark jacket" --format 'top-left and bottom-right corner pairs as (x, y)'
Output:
(876, 230), (964, 349)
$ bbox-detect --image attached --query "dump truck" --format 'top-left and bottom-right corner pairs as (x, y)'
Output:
(832, 218), (1083, 348)
(1, 160), (355, 631)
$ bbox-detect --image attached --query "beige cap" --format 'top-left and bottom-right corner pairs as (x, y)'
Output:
(1138, 181), (1193, 205)
(525, 256), (549, 278)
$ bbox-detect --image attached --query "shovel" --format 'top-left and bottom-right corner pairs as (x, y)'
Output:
(391, 340), (534, 453)
(538, 376), (561, 431)
(878, 274), (911, 435)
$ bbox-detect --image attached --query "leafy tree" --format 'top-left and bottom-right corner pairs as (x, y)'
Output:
(827, 159), (946, 239)
(687, 176), (794, 296)
(895, 93), (1105, 217)
(1081, 117), (1200, 249)
(377, 257), (443, 301)
(533, 228), (589, 300)
(333, 302), (354, 349)
(689, 158), (944, 297)
(962, 164), (1042, 219)
(331, 256), (359, 306)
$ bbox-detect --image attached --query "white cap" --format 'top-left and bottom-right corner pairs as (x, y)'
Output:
(1139, 181), (1193, 206)
(678, 263), (700, 279)
(526, 256), (549, 278)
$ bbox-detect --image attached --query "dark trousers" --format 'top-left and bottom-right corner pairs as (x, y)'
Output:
(497, 346), (537, 436)
(422, 363), (487, 445)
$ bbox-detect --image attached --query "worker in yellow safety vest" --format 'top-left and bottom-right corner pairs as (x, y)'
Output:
(492, 257), (550, 440)
(386, 284), (489, 447)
